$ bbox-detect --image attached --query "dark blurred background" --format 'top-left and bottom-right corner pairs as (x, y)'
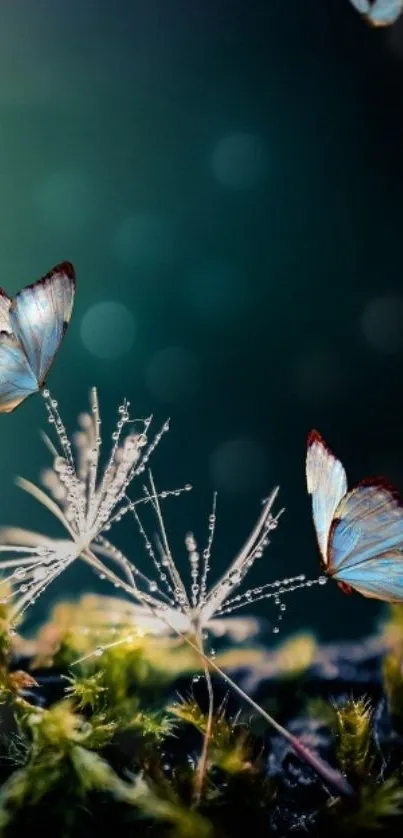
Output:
(1, 0), (403, 642)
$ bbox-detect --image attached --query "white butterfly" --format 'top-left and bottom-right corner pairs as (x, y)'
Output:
(0, 262), (75, 413)
(306, 430), (403, 602)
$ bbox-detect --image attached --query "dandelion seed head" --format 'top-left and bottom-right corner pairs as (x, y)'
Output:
(101, 477), (299, 642)
(0, 388), (324, 653)
(0, 389), (172, 618)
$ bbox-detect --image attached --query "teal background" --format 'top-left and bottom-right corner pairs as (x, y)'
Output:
(1, 0), (403, 641)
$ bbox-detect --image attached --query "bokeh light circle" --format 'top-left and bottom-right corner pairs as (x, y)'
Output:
(114, 212), (174, 271)
(209, 438), (267, 494)
(211, 132), (268, 189)
(145, 347), (200, 403)
(361, 295), (403, 354)
(81, 302), (135, 360)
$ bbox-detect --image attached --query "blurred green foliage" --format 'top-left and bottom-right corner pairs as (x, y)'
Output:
(0, 593), (403, 835)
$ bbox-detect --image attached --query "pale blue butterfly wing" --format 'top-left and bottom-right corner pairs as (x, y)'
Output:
(330, 551), (403, 602)
(9, 261), (75, 388)
(349, 0), (403, 25)
(307, 431), (403, 602)
(329, 481), (403, 570)
(0, 332), (39, 413)
(327, 480), (403, 601)
(369, 0), (403, 24)
(306, 430), (348, 567)
(349, 0), (371, 12)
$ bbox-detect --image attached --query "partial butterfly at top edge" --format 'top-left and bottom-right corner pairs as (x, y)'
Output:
(349, 0), (403, 27)
(306, 429), (403, 603)
(0, 261), (75, 413)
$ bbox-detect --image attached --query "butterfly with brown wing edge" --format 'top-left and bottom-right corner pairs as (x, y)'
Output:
(306, 430), (403, 602)
(0, 262), (75, 413)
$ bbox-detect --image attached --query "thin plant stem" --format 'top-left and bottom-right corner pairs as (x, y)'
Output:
(78, 549), (352, 798)
(193, 627), (214, 806)
(196, 647), (352, 795)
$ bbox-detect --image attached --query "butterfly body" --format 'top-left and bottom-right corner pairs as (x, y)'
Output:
(306, 430), (403, 603)
(0, 262), (75, 413)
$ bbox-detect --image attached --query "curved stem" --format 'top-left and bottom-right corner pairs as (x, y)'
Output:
(199, 650), (352, 795)
(193, 628), (214, 806)
(77, 552), (352, 797)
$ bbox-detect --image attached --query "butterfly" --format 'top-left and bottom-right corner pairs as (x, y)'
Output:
(0, 261), (75, 413)
(349, 0), (403, 26)
(306, 429), (403, 602)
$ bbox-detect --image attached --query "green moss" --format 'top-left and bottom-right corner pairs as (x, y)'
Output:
(0, 701), (137, 834)
(383, 650), (403, 726)
(334, 698), (373, 784)
(1, 595), (403, 836)
(341, 776), (403, 832)
(170, 697), (257, 775)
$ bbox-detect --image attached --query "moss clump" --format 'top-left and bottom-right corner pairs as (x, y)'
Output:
(1, 593), (403, 836)
(334, 698), (374, 784)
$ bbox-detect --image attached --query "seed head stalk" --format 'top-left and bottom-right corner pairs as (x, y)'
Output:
(77, 548), (352, 798)
(193, 626), (214, 806)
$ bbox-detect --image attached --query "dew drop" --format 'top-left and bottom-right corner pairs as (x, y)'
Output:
(33, 567), (47, 582)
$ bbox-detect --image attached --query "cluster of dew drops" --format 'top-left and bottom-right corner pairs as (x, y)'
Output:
(270, 574), (328, 635)
(191, 575), (328, 687)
